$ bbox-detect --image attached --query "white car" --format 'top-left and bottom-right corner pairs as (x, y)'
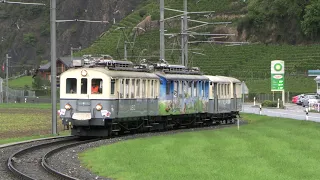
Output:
(302, 95), (320, 107)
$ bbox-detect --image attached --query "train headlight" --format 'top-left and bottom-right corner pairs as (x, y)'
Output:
(81, 70), (88, 76)
(96, 104), (103, 111)
(65, 103), (72, 110)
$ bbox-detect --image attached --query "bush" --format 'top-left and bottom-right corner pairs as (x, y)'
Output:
(139, 9), (147, 18)
(23, 33), (37, 46)
(262, 100), (284, 108)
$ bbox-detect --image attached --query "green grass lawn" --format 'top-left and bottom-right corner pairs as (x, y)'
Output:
(0, 103), (59, 109)
(0, 103), (69, 145)
(79, 113), (320, 180)
(8, 76), (33, 89)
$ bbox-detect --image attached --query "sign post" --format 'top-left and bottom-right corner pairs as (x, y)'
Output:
(271, 60), (285, 107)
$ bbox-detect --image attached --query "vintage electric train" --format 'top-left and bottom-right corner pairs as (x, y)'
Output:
(59, 55), (243, 137)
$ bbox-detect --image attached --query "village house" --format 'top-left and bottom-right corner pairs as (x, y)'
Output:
(37, 57), (81, 86)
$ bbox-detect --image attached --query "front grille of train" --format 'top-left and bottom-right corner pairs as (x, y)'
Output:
(77, 100), (91, 112)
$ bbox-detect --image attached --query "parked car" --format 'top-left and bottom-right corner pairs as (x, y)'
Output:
(296, 94), (306, 105)
(292, 96), (299, 104)
(302, 94), (320, 107)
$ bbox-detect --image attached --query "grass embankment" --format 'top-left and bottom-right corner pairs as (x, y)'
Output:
(80, 113), (320, 180)
(8, 76), (33, 89)
(0, 103), (68, 145)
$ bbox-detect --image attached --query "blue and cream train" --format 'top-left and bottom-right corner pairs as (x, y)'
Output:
(59, 56), (243, 136)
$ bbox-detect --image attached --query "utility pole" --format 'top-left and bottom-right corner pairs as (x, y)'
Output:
(160, 0), (165, 61)
(161, 1), (247, 68)
(6, 54), (10, 104)
(50, 1), (108, 136)
(181, 16), (184, 66)
(51, 0), (57, 135)
(183, 0), (188, 67)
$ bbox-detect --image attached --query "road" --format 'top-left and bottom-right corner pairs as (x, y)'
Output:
(242, 103), (320, 122)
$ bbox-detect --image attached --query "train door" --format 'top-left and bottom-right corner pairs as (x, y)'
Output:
(172, 81), (178, 112)
(233, 82), (237, 111)
(213, 82), (218, 113)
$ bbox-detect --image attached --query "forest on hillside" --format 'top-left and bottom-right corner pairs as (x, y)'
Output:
(238, 0), (320, 44)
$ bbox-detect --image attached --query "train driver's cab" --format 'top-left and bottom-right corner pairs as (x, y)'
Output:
(65, 78), (103, 95)
(91, 79), (102, 94)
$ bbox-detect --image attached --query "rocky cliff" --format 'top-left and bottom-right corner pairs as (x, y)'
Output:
(0, 0), (145, 72)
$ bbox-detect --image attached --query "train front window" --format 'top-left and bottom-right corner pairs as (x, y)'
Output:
(81, 78), (87, 94)
(66, 78), (77, 94)
(91, 79), (103, 94)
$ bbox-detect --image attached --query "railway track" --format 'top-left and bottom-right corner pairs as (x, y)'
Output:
(3, 120), (246, 180)
(7, 136), (100, 180)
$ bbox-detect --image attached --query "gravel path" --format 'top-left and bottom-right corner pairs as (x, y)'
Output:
(2, 121), (246, 180)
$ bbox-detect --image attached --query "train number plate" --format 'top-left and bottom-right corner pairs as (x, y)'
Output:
(72, 113), (91, 120)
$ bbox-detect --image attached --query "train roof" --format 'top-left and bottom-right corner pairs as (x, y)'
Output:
(156, 72), (209, 81)
(61, 67), (159, 79)
(215, 76), (241, 83)
(204, 75), (241, 83)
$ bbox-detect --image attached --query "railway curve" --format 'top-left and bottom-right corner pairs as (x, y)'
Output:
(7, 136), (99, 180)
(2, 121), (246, 180)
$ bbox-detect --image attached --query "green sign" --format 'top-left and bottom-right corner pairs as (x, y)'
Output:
(271, 74), (284, 91)
(271, 60), (285, 91)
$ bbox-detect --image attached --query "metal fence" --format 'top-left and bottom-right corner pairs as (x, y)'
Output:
(244, 92), (306, 103)
(1, 88), (36, 103)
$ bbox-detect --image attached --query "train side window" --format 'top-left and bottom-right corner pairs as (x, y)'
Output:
(193, 81), (197, 97)
(142, 80), (146, 98)
(188, 81), (192, 97)
(120, 79), (124, 98)
(66, 78), (77, 94)
(136, 79), (140, 97)
(227, 84), (230, 95)
(151, 80), (154, 98)
(91, 79), (102, 94)
(166, 81), (171, 95)
(110, 79), (115, 95)
(125, 79), (130, 98)
(173, 81), (178, 97)
(179, 81), (182, 96)
(202, 81), (205, 97)
(131, 79), (135, 98)
(225, 84), (227, 96)
(221, 84), (223, 97)
(81, 78), (87, 94)
(211, 82), (214, 94)
(154, 80), (158, 98)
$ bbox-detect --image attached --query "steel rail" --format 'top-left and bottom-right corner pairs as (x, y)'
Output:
(41, 139), (101, 180)
(7, 136), (78, 179)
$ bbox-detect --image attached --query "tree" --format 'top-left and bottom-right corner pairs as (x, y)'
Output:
(301, 0), (320, 39)
(32, 75), (50, 90)
(238, 0), (311, 43)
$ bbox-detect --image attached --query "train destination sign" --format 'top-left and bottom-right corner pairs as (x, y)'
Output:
(271, 60), (285, 91)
